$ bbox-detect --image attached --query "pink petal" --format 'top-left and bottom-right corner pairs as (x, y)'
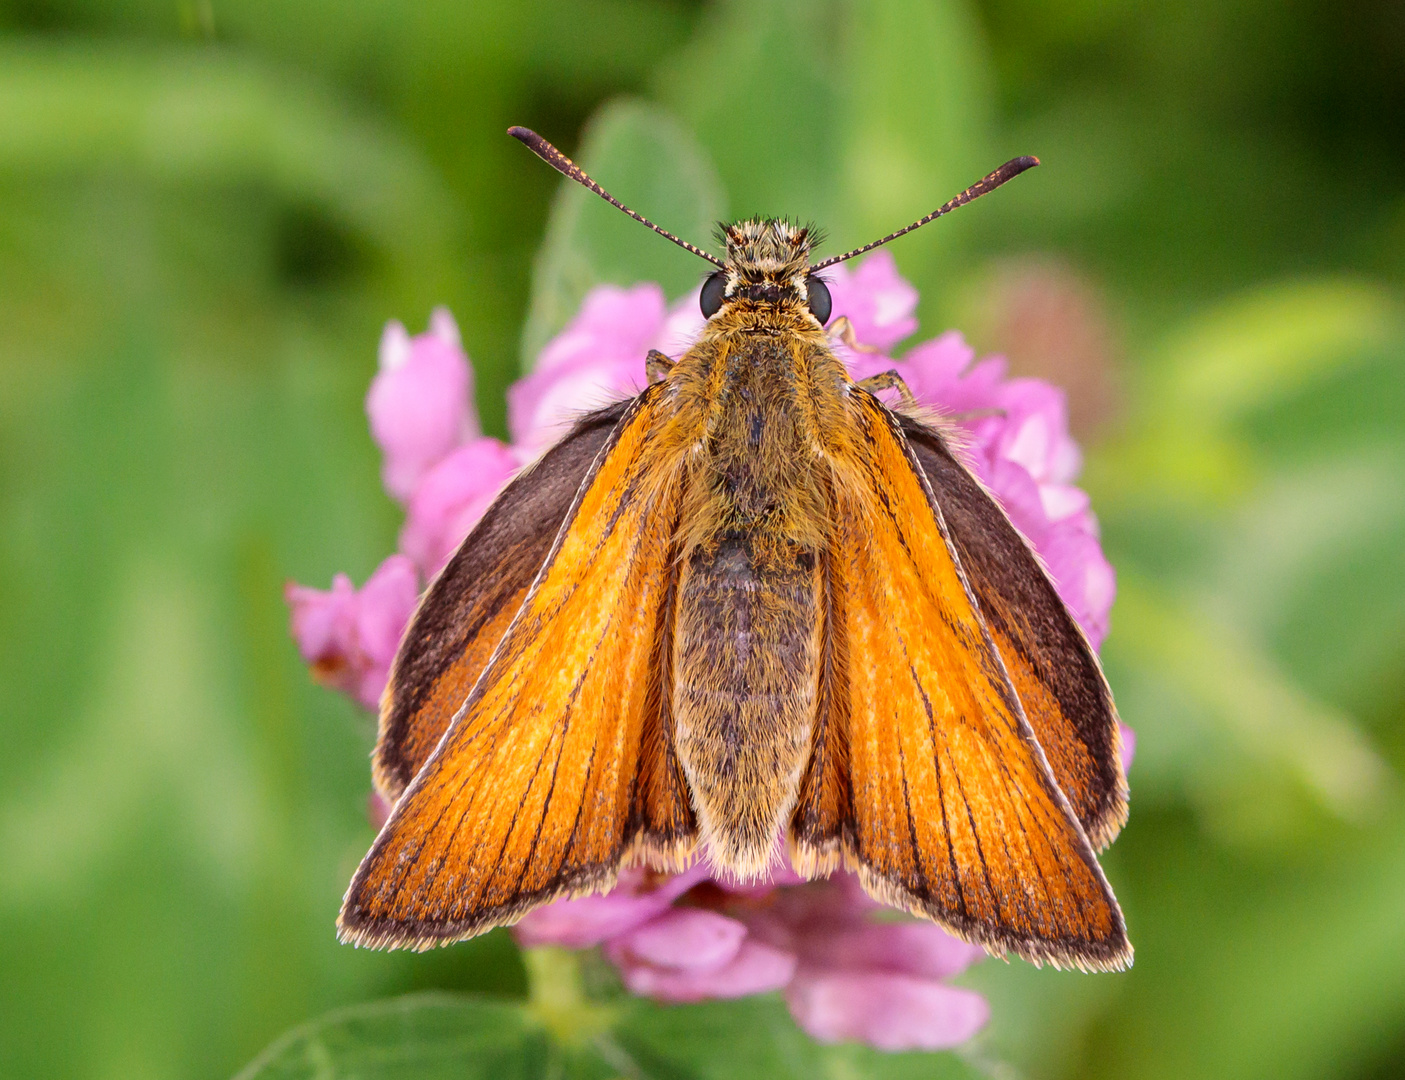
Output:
(509, 282), (680, 452)
(367, 310), (479, 502)
(507, 353), (643, 456)
(617, 938), (797, 1003)
(513, 283), (666, 455)
(1120, 723), (1137, 772)
(1038, 517), (1116, 648)
(513, 862), (712, 949)
(354, 554), (421, 664)
(740, 874), (882, 955)
(351, 555), (421, 706)
(1039, 482), (1090, 523)
(793, 922), (985, 980)
(607, 908), (747, 971)
(428, 306), (461, 348)
(535, 284), (666, 373)
(902, 332), (986, 411)
(655, 288), (708, 355)
(786, 971), (989, 1051)
(983, 456), (1048, 539)
(398, 438), (519, 577)
(825, 251), (919, 351)
(285, 554), (419, 710)
(286, 573), (357, 668)
(994, 377), (1080, 486)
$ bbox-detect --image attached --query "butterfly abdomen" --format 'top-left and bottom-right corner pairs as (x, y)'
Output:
(671, 533), (822, 878)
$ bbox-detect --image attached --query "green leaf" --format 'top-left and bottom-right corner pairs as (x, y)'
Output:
(1094, 809), (1405, 1080)
(1088, 278), (1402, 509)
(656, 0), (842, 227)
(659, 0), (996, 265)
(833, 0), (994, 265)
(618, 995), (988, 1080)
(233, 994), (548, 1080)
(519, 98), (726, 369)
(659, 0), (995, 330)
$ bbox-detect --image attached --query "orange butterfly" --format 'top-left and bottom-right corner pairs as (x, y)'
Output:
(339, 128), (1131, 972)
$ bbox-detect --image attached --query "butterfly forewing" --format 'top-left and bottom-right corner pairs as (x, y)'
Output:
(792, 391), (1130, 971)
(340, 387), (694, 949)
(898, 414), (1128, 849)
(374, 401), (630, 801)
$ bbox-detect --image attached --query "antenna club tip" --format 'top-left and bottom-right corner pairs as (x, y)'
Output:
(507, 126), (536, 143)
(1012, 155), (1040, 172)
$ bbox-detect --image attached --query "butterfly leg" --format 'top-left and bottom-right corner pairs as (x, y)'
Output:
(828, 316), (881, 354)
(646, 349), (675, 384)
(856, 369), (919, 409)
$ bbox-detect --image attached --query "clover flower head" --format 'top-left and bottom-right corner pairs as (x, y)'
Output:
(399, 437), (521, 577)
(285, 555), (419, 710)
(368, 308), (480, 503)
(508, 283), (705, 455)
(287, 257), (1124, 1051)
(820, 250), (920, 352)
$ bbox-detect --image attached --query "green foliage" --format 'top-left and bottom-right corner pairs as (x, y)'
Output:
(235, 949), (989, 1079)
(1, 1), (1403, 1079)
(235, 995), (548, 1080)
(234, 989), (990, 1080)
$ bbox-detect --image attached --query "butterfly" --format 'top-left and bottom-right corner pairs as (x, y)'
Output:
(338, 127), (1132, 972)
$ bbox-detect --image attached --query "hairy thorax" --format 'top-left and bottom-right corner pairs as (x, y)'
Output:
(662, 304), (852, 876)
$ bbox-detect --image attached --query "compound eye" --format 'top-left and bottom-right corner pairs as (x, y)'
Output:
(700, 271), (727, 318)
(805, 274), (832, 324)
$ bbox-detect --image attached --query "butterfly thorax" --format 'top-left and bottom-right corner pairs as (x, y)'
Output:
(664, 220), (849, 556)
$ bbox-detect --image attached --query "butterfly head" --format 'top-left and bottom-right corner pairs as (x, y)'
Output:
(702, 220), (831, 324)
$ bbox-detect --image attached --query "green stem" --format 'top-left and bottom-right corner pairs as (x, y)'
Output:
(522, 945), (614, 1046)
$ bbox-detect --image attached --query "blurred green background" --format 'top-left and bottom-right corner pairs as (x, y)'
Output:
(2, 1), (1404, 1077)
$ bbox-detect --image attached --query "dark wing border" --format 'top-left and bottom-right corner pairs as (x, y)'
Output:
(898, 412), (1126, 848)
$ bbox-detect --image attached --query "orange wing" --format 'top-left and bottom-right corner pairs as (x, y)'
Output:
(899, 414), (1127, 849)
(374, 401), (630, 801)
(340, 387), (695, 949)
(793, 391), (1130, 971)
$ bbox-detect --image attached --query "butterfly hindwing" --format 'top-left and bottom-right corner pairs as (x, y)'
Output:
(374, 400), (630, 801)
(793, 391), (1130, 971)
(341, 387), (694, 949)
(898, 414), (1127, 849)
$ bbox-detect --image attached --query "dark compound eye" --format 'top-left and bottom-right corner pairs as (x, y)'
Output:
(805, 274), (832, 324)
(700, 270), (727, 318)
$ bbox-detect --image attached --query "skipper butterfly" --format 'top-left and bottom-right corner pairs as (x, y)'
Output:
(339, 128), (1131, 972)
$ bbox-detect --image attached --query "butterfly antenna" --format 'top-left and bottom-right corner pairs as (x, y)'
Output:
(810, 156), (1040, 271)
(509, 127), (726, 268)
